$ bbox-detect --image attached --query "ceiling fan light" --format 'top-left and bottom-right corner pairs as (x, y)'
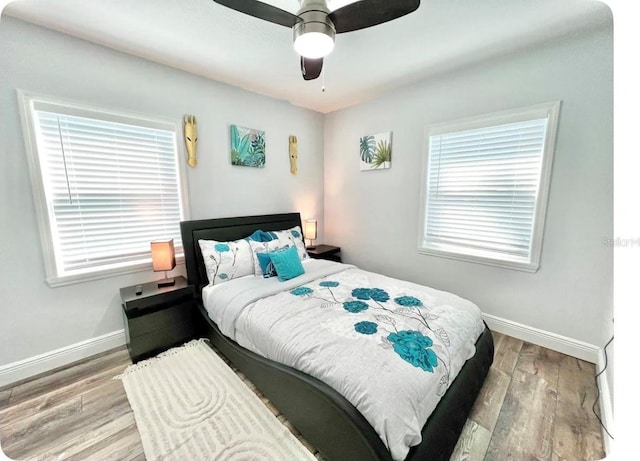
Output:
(294, 31), (335, 59)
(293, 10), (336, 60)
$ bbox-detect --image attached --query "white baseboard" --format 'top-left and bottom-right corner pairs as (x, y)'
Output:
(0, 329), (126, 388)
(482, 313), (600, 363)
(483, 313), (614, 455)
(596, 348), (614, 455)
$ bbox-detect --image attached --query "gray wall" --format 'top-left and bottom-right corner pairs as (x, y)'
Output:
(0, 17), (324, 365)
(324, 26), (613, 348)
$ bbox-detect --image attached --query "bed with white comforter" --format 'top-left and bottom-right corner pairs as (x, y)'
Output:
(202, 259), (484, 461)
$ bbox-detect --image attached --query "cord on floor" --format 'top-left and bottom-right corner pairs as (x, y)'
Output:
(592, 335), (614, 440)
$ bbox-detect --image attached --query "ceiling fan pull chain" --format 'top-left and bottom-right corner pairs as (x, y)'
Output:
(322, 59), (326, 92)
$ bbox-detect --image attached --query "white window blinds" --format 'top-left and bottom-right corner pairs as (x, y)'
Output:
(24, 95), (185, 284)
(421, 102), (559, 271)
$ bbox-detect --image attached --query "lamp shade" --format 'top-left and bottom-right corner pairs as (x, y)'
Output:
(151, 239), (176, 272)
(304, 219), (317, 241)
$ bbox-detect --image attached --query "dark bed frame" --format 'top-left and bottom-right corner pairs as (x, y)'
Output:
(180, 212), (494, 461)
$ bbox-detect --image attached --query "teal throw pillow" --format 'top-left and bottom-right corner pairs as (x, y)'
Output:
(269, 245), (305, 282)
(246, 229), (273, 242)
(256, 246), (289, 278)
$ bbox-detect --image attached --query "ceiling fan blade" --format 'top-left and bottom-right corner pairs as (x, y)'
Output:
(213, 0), (299, 28)
(300, 56), (323, 81)
(329, 0), (420, 34)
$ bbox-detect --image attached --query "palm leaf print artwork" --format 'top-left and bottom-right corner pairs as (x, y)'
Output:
(360, 135), (375, 163)
(360, 131), (392, 171)
(231, 124), (266, 168)
(372, 139), (391, 168)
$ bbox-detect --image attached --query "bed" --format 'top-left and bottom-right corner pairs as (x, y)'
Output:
(180, 212), (494, 461)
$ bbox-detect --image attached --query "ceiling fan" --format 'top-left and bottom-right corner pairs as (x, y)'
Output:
(213, 0), (421, 80)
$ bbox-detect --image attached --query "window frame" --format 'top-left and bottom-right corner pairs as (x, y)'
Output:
(18, 90), (191, 287)
(418, 101), (561, 272)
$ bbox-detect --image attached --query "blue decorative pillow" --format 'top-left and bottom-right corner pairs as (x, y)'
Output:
(246, 229), (275, 242)
(256, 246), (289, 278)
(269, 245), (305, 282)
(258, 230), (277, 242)
(249, 240), (288, 276)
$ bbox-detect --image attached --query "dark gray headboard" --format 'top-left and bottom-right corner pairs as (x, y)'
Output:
(180, 213), (303, 294)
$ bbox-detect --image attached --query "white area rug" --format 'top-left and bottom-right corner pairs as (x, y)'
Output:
(117, 339), (317, 461)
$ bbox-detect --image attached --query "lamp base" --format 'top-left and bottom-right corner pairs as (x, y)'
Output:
(306, 245), (316, 250)
(157, 278), (175, 288)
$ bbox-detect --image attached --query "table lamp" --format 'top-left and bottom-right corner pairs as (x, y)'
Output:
(304, 219), (317, 250)
(151, 239), (176, 287)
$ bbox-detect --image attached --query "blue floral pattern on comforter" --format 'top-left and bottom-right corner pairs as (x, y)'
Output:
(289, 281), (450, 374)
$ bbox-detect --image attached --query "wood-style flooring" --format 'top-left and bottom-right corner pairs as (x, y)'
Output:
(453, 333), (605, 461)
(0, 331), (605, 461)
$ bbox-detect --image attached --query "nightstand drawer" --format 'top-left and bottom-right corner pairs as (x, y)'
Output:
(127, 299), (193, 338)
(121, 280), (194, 317)
(127, 319), (194, 361)
(318, 254), (341, 262)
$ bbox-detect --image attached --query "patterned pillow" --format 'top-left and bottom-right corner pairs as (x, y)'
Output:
(248, 239), (289, 276)
(199, 238), (254, 286)
(267, 226), (309, 262)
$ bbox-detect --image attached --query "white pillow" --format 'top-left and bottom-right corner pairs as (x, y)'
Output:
(199, 238), (254, 286)
(248, 239), (289, 276)
(270, 226), (309, 262)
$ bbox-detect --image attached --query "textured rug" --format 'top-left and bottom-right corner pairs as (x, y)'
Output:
(117, 339), (317, 461)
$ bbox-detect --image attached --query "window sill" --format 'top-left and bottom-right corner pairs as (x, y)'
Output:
(46, 256), (185, 287)
(417, 247), (539, 273)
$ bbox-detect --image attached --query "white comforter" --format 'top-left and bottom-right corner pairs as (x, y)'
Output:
(202, 259), (485, 461)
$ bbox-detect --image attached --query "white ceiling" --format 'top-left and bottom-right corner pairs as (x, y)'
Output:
(3, 0), (611, 113)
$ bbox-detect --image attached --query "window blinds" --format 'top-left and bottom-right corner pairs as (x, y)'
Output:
(424, 118), (548, 263)
(33, 106), (183, 276)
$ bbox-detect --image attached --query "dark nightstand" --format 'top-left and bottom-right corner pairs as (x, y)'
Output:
(307, 244), (341, 262)
(120, 275), (195, 362)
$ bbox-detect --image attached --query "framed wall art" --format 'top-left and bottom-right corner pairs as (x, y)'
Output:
(230, 124), (266, 168)
(360, 131), (392, 171)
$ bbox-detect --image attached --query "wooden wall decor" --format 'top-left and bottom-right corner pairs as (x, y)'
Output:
(184, 115), (198, 167)
(289, 135), (298, 175)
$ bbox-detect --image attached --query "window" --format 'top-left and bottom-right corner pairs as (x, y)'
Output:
(19, 91), (188, 286)
(419, 102), (560, 272)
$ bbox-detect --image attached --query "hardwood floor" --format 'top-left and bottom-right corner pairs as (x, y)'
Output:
(452, 334), (605, 461)
(0, 331), (605, 461)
